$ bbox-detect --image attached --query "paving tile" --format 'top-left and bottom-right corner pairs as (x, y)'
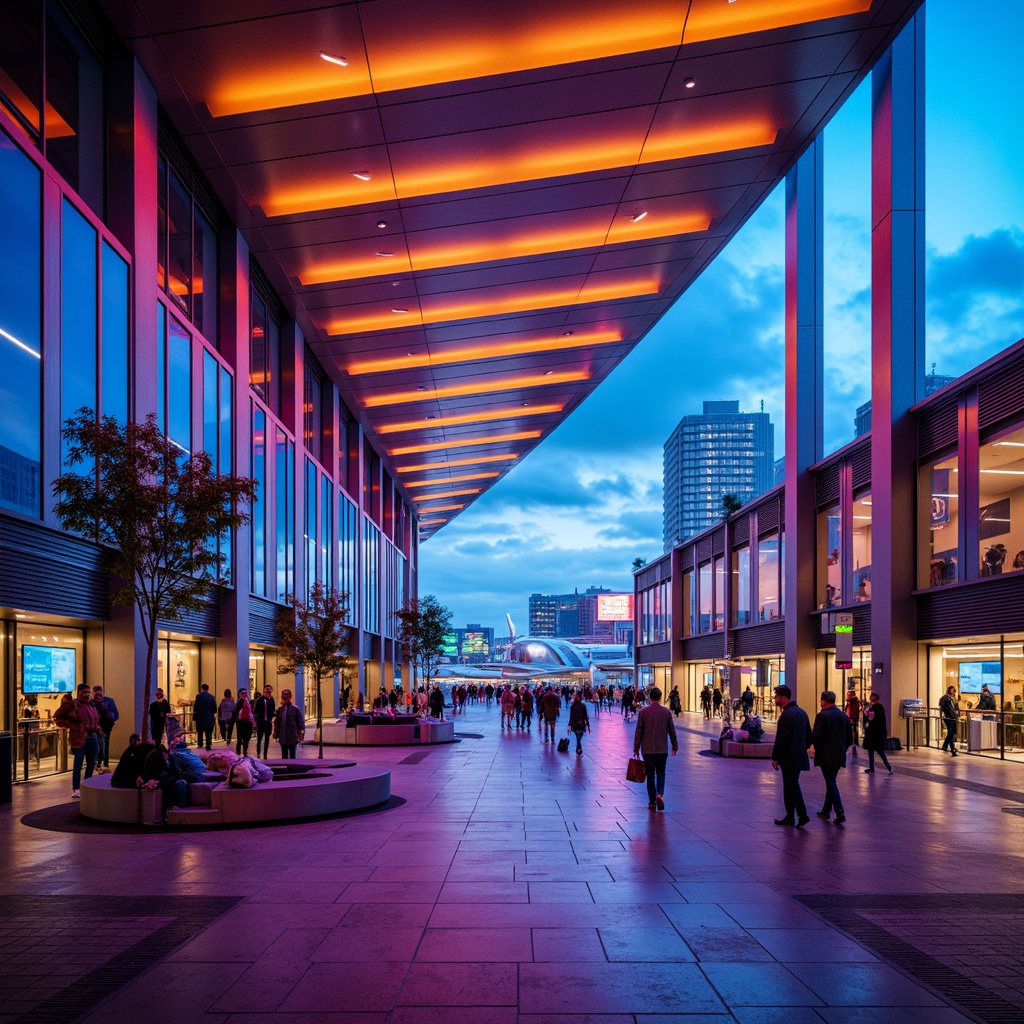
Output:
(339, 881), (443, 903)
(519, 962), (724, 1014)
(784, 961), (947, 1006)
(749, 927), (879, 962)
(415, 926), (533, 962)
(698, 962), (823, 1006)
(277, 963), (405, 1012)
(531, 927), (607, 962)
(437, 881), (529, 903)
(399, 961), (517, 1005)
(311, 925), (424, 961)
(598, 926), (696, 961)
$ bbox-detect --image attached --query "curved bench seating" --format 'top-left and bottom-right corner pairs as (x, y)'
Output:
(79, 759), (391, 826)
(316, 718), (455, 746)
(709, 737), (774, 758)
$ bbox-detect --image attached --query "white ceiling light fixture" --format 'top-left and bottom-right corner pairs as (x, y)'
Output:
(319, 51), (348, 67)
(684, 77), (696, 89)
(350, 171), (372, 181)
(630, 211), (648, 223)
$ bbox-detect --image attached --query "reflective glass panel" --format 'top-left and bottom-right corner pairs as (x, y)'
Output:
(192, 205), (217, 342)
(166, 168), (191, 319)
(923, 452), (959, 587)
(979, 422), (1024, 577)
(698, 562), (712, 633)
(758, 532), (779, 621)
(713, 555), (725, 630)
(852, 492), (872, 601)
(100, 243), (129, 424)
(0, 0), (42, 138)
(167, 315), (191, 453)
(733, 546), (751, 626)
(819, 504), (842, 607)
(251, 405), (266, 595)
(0, 130), (42, 517)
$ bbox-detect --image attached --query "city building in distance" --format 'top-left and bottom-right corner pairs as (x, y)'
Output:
(663, 401), (775, 550)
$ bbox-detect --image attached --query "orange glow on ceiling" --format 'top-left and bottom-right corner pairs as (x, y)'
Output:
(299, 211), (710, 286)
(348, 329), (621, 376)
(326, 278), (659, 336)
(405, 472), (500, 487)
(412, 488), (482, 501)
(262, 121), (776, 218)
(389, 430), (541, 456)
(379, 403), (563, 435)
(206, 0), (865, 117)
(396, 454), (521, 473)
(419, 518), (448, 526)
(363, 370), (590, 408)
(417, 503), (466, 513)
(684, 0), (873, 44)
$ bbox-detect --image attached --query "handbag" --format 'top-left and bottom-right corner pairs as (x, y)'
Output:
(625, 755), (646, 784)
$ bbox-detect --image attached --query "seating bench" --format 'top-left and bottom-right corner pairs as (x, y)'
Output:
(709, 737), (774, 758)
(316, 718), (455, 746)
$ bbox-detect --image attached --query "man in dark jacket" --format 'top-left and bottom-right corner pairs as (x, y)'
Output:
(252, 685), (276, 759)
(811, 690), (854, 825)
(771, 684), (811, 827)
(192, 683), (218, 751)
(633, 687), (678, 811)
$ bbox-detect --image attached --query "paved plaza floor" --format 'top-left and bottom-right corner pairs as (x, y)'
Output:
(2, 700), (1023, 1024)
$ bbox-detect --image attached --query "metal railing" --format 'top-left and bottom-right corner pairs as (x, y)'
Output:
(901, 709), (1024, 760)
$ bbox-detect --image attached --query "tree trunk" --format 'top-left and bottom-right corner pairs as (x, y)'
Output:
(316, 673), (324, 759)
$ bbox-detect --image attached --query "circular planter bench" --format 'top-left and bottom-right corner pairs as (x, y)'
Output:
(79, 759), (390, 826)
(316, 718), (455, 746)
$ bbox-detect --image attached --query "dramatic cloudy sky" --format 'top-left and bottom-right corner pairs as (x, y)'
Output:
(419, 1), (1024, 637)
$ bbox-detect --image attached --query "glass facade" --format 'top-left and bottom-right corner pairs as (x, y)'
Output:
(0, 131), (42, 518)
(732, 546), (750, 626)
(819, 504), (842, 607)
(979, 421), (1024, 578)
(758, 532), (780, 620)
(923, 452), (959, 587)
(852, 492), (872, 602)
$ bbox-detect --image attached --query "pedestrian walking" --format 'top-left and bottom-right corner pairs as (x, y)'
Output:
(218, 689), (235, 743)
(568, 693), (590, 754)
(55, 682), (101, 797)
(148, 688), (171, 746)
(540, 687), (561, 742)
(91, 685), (119, 771)
(811, 690), (853, 824)
(844, 689), (862, 748)
(274, 688), (305, 758)
(633, 687), (678, 810)
(770, 684), (811, 827)
(192, 683), (217, 751)
(233, 688), (254, 755)
(253, 685), (276, 759)
(939, 685), (960, 756)
(862, 692), (893, 774)
(668, 686), (681, 717)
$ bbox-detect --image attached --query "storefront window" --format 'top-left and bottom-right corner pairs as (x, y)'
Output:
(819, 504), (842, 607)
(732, 546), (750, 626)
(922, 452), (959, 586)
(157, 637), (200, 704)
(698, 562), (712, 633)
(758, 532), (780, 620)
(852, 491), (872, 601)
(248, 647), (265, 693)
(713, 555), (725, 630)
(979, 422), (1024, 578)
(0, 130), (42, 518)
(686, 568), (696, 637)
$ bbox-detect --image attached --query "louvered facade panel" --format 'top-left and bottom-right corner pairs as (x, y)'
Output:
(816, 464), (841, 508)
(681, 633), (726, 661)
(978, 359), (1024, 433)
(637, 641), (671, 664)
(850, 439), (872, 491)
(730, 621), (785, 657)
(249, 598), (282, 646)
(916, 577), (1024, 640)
(916, 396), (959, 459)
(158, 598), (221, 637)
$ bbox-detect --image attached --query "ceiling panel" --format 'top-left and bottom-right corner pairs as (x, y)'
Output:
(99, 0), (923, 538)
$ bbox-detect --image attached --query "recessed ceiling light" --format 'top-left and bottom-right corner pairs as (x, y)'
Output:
(350, 171), (372, 181)
(562, 331), (574, 337)
(376, 251), (395, 257)
(544, 370), (553, 375)
(377, 220), (388, 229)
(684, 77), (696, 89)
(319, 51), (348, 67)
(416, 386), (426, 391)
(630, 211), (648, 223)
(391, 307), (408, 314)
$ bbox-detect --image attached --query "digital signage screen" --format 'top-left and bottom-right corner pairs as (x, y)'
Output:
(461, 631), (489, 656)
(958, 661), (1001, 695)
(22, 645), (78, 693)
(440, 632), (459, 658)
(597, 594), (633, 621)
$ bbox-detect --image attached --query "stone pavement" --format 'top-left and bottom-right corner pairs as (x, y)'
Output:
(2, 699), (1023, 1024)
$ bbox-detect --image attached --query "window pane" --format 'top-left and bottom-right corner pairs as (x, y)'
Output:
(192, 205), (217, 342)
(823, 77), (872, 454)
(156, 154), (167, 292)
(698, 562), (712, 633)
(166, 168), (191, 319)
(250, 292), (267, 400)
(203, 350), (218, 467)
(100, 243), (129, 424)
(251, 405), (266, 595)
(758, 532), (779, 621)
(219, 366), (232, 475)
(733, 546), (750, 626)
(156, 303), (166, 436)
(60, 198), (97, 469)
(167, 315), (191, 453)
(851, 492), (872, 600)
(923, 453), (959, 587)
(713, 555), (724, 631)
(275, 426), (289, 601)
(0, 129), (42, 517)
(819, 504), (842, 607)
(979, 422), (1024, 577)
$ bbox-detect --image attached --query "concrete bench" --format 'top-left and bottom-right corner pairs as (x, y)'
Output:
(79, 760), (391, 826)
(316, 718), (455, 746)
(709, 737), (774, 758)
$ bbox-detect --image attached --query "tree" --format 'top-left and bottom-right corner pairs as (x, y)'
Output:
(53, 410), (257, 741)
(276, 583), (352, 759)
(721, 492), (744, 519)
(394, 595), (452, 691)
(632, 557), (647, 571)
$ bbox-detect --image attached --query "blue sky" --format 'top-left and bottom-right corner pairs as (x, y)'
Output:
(419, 0), (1024, 637)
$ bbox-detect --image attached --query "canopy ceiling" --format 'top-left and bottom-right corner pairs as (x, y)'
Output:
(99, 0), (921, 539)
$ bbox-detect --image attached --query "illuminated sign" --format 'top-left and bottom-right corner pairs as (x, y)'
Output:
(461, 632), (489, 657)
(597, 594), (633, 621)
(441, 632), (459, 658)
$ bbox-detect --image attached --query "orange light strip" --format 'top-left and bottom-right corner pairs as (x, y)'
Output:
(418, 503), (466, 514)
(396, 453), (521, 473)
(412, 488), (482, 502)
(299, 212), (710, 286)
(389, 431), (541, 457)
(379, 403), (562, 435)
(363, 370), (590, 408)
(419, 518), (448, 526)
(684, 0), (873, 45)
(207, 0), (866, 118)
(262, 123), (775, 218)
(326, 279), (659, 336)
(405, 472), (500, 487)
(348, 329), (620, 376)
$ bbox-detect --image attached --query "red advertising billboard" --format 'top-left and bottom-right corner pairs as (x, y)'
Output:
(597, 593), (633, 621)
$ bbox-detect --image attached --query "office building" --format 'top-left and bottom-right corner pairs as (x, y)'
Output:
(663, 401), (775, 549)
